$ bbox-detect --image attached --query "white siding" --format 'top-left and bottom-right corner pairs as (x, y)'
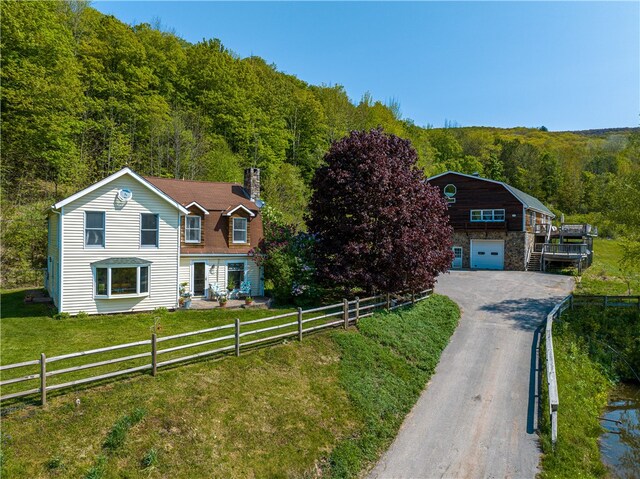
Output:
(47, 212), (60, 307)
(179, 256), (262, 297)
(61, 175), (181, 315)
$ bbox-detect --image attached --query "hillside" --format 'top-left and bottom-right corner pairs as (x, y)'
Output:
(1, 1), (639, 287)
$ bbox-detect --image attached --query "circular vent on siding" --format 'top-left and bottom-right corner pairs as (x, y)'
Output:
(117, 188), (133, 202)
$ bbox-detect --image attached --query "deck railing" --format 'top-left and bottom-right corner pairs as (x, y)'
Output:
(542, 243), (588, 256)
(560, 224), (597, 236)
(0, 290), (432, 407)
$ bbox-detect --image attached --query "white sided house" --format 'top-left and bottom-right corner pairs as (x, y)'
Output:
(47, 168), (265, 315)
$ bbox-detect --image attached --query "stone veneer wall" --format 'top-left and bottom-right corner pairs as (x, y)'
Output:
(524, 232), (536, 266)
(451, 231), (528, 271)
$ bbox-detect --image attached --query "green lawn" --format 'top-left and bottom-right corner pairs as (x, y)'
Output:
(0, 294), (460, 478)
(0, 289), (294, 365)
(576, 238), (640, 295)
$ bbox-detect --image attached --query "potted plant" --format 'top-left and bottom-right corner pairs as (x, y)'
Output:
(244, 296), (253, 305)
(218, 296), (228, 308)
(184, 293), (193, 309)
(179, 282), (193, 309)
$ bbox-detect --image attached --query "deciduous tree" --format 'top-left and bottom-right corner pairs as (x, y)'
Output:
(308, 129), (454, 294)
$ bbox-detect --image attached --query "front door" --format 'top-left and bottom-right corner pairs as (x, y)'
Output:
(452, 247), (463, 269)
(193, 262), (206, 296)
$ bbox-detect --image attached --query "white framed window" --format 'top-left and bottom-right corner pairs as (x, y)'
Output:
(232, 217), (248, 243)
(185, 216), (201, 243)
(227, 261), (245, 289)
(85, 211), (105, 247)
(470, 209), (505, 222)
(94, 264), (150, 298)
(140, 213), (159, 247)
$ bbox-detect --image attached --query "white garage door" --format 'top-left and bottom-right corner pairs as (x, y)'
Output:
(470, 240), (504, 270)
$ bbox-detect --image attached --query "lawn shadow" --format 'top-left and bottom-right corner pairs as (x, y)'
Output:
(1, 290), (53, 319)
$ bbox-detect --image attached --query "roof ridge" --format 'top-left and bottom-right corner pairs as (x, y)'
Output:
(144, 175), (242, 186)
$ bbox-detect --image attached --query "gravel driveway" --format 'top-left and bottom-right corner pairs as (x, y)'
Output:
(369, 271), (574, 479)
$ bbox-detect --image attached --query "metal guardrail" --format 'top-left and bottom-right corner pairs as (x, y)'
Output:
(544, 295), (572, 446)
(0, 290), (432, 406)
(544, 293), (638, 447)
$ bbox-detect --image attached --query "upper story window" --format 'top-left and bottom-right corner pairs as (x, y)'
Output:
(85, 211), (105, 247)
(141, 214), (159, 247)
(185, 216), (201, 243)
(232, 217), (248, 243)
(470, 209), (505, 222)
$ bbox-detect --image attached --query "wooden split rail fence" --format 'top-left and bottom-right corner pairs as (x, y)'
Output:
(1, 290), (432, 407)
(544, 293), (639, 446)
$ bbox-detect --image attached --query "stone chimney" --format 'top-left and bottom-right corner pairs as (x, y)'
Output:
(244, 167), (260, 202)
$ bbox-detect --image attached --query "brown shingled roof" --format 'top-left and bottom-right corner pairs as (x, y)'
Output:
(144, 177), (258, 212)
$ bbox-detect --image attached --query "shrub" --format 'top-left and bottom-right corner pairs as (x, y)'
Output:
(53, 312), (70, 320)
(250, 205), (319, 305)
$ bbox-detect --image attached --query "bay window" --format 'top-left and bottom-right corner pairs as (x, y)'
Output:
(93, 259), (151, 298)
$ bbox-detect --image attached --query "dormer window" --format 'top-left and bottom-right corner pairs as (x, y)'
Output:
(232, 217), (248, 244)
(185, 216), (201, 243)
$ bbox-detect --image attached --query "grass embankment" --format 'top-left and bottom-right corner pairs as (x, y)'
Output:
(0, 294), (459, 478)
(576, 238), (640, 296)
(539, 323), (612, 478)
(540, 237), (640, 478)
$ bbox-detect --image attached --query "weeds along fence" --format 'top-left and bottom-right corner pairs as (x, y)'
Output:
(544, 293), (639, 446)
(0, 290), (432, 407)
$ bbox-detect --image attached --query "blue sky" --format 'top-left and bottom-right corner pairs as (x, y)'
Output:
(94, 1), (639, 131)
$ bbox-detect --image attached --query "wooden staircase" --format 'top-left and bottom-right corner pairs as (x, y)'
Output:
(527, 252), (542, 271)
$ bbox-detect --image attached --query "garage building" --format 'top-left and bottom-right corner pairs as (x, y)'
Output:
(427, 171), (555, 271)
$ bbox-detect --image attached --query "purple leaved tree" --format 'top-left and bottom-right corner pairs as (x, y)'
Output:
(308, 128), (454, 294)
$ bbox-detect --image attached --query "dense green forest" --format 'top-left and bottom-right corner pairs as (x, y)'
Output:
(1, 1), (639, 287)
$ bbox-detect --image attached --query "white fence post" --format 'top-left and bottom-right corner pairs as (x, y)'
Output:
(297, 307), (303, 341)
(235, 318), (240, 357)
(151, 333), (157, 377)
(40, 353), (46, 406)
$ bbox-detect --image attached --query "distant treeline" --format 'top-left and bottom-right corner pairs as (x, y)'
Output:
(1, 1), (639, 286)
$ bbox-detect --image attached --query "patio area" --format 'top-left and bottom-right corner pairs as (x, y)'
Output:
(188, 296), (271, 310)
